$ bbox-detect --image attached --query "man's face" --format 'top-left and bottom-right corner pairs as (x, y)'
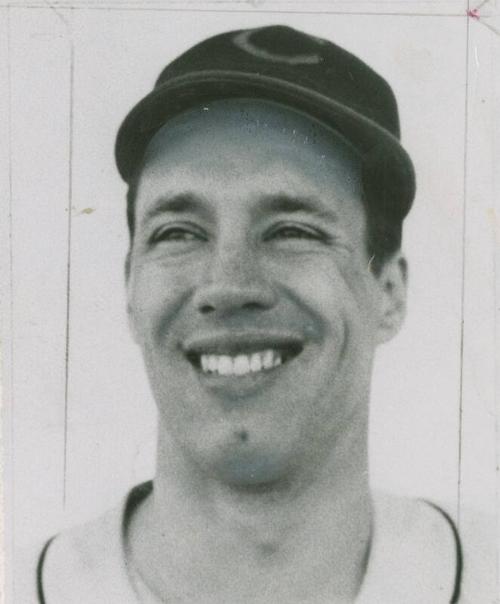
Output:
(127, 100), (399, 488)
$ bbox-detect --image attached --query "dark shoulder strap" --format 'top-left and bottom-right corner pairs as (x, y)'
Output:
(36, 482), (153, 603)
(424, 502), (463, 603)
(36, 536), (55, 604)
(121, 480), (153, 536)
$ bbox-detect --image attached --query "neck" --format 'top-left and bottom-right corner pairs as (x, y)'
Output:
(127, 422), (372, 603)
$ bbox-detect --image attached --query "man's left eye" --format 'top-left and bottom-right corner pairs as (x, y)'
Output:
(157, 229), (198, 241)
(265, 224), (326, 242)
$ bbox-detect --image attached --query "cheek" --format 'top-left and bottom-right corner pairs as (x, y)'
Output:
(127, 260), (197, 345)
(271, 254), (374, 328)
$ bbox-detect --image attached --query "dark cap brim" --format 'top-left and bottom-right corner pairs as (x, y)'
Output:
(115, 70), (415, 219)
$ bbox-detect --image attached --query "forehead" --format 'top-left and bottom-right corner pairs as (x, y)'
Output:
(135, 99), (363, 216)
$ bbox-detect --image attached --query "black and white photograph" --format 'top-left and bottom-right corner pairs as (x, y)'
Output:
(2, 1), (499, 602)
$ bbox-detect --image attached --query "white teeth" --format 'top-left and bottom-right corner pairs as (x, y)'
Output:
(249, 353), (262, 373)
(208, 355), (218, 372)
(218, 356), (233, 376)
(198, 349), (284, 377)
(262, 350), (274, 369)
(234, 355), (250, 375)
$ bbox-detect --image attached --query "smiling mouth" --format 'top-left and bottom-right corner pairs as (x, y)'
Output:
(185, 341), (304, 378)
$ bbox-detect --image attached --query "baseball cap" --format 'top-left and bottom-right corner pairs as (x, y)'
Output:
(115, 25), (416, 220)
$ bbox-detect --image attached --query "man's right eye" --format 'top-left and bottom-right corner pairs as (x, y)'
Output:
(149, 225), (207, 245)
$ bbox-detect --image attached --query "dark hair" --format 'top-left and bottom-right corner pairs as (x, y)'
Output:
(126, 165), (141, 245)
(362, 192), (402, 275)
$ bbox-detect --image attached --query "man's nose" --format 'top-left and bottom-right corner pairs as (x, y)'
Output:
(193, 245), (277, 316)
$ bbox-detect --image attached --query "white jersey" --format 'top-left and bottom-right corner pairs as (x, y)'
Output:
(17, 483), (495, 603)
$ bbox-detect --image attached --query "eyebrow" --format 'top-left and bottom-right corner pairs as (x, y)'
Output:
(255, 194), (339, 222)
(140, 192), (339, 226)
(140, 193), (208, 227)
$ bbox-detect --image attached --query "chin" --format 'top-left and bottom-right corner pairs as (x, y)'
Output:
(214, 450), (291, 488)
(187, 426), (295, 489)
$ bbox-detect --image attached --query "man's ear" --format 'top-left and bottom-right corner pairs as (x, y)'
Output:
(375, 253), (407, 344)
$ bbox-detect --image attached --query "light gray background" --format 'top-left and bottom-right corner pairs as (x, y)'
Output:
(1, 0), (499, 600)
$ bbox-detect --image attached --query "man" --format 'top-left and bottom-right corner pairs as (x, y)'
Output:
(31, 25), (485, 603)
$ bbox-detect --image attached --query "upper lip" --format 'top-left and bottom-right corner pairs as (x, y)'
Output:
(182, 331), (305, 358)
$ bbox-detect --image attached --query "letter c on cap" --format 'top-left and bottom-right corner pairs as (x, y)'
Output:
(233, 30), (322, 65)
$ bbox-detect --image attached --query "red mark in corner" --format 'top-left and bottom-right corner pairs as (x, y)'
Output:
(467, 8), (480, 19)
